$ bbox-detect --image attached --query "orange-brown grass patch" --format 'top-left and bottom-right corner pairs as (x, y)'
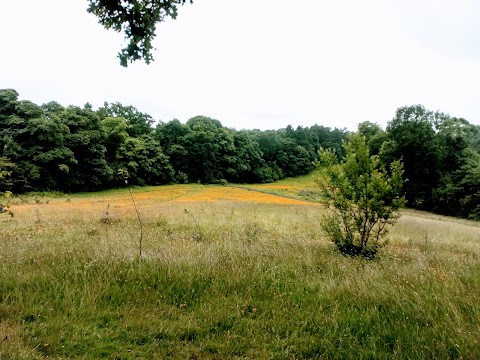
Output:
(175, 186), (315, 205)
(6, 184), (317, 226)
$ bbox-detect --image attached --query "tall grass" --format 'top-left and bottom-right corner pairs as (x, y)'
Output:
(1, 188), (479, 359)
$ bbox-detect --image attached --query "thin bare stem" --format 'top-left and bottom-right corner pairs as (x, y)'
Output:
(129, 188), (143, 257)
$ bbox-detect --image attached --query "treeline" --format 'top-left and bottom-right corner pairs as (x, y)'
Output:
(0, 89), (346, 192)
(0, 89), (479, 219)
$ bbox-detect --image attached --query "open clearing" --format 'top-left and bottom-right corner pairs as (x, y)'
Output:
(1, 183), (479, 359)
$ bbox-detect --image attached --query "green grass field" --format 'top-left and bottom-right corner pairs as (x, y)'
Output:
(1, 181), (479, 359)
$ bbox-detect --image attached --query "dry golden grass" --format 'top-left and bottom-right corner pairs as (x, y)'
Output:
(393, 209), (480, 249)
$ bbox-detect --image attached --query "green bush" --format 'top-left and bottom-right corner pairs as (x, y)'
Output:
(316, 134), (405, 258)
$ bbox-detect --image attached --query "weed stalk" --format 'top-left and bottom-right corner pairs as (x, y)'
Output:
(184, 208), (202, 241)
(129, 188), (143, 257)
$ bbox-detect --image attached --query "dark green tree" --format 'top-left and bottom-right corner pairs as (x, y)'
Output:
(384, 105), (480, 219)
(309, 125), (348, 158)
(0, 94), (76, 191)
(431, 115), (480, 217)
(0, 89), (19, 119)
(230, 131), (268, 183)
(183, 116), (236, 183)
(21, 109), (76, 190)
(0, 157), (14, 217)
(457, 148), (480, 219)
(61, 106), (113, 192)
(97, 102), (154, 136)
(0, 89), (22, 152)
(386, 105), (441, 209)
(283, 125), (317, 162)
(250, 130), (285, 181)
(276, 138), (313, 177)
(155, 119), (191, 182)
(358, 121), (387, 155)
(468, 125), (480, 151)
(102, 116), (173, 186)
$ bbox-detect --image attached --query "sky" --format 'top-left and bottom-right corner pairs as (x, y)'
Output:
(1, 0), (479, 131)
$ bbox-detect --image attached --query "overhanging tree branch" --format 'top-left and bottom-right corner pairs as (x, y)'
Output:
(87, 0), (193, 67)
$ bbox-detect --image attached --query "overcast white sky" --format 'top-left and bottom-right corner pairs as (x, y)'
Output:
(1, 0), (479, 130)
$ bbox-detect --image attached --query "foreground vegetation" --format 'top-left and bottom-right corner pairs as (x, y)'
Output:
(1, 184), (479, 359)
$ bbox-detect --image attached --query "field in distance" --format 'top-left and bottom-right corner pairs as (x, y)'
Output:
(1, 181), (479, 359)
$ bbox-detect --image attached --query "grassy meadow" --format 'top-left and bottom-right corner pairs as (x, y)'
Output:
(1, 180), (480, 359)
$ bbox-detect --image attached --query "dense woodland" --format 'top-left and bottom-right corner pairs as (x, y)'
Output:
(0, 89), (479, 219)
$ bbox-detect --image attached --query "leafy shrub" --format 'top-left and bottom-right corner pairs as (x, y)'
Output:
(315, 134), (405, 258)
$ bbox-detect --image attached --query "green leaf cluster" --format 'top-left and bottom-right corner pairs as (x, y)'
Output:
(87, 0), (193, 66)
